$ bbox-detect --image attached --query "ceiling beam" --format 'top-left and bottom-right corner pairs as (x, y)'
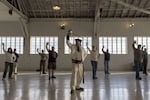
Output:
(19, 17), (29, 38)
(0, 0), (28, 20)
(111, 0), (150, 15)
(94, 0), (102, 20)
(93, 0), (103, 39)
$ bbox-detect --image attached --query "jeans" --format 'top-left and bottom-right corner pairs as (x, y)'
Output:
(143, 61), (148, 74)
(3, 62), (13, 78)
(104, 60), (109, 74)
(91, 61), (98, 78)
(134, 59), (141, 78)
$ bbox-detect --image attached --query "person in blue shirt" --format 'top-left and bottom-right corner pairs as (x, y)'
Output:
(102, 46), (110, 75)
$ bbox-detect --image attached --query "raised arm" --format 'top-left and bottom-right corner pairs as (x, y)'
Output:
(37, 48), (41, 54)
(13, 53), (16, 62)
(102, 46), (105, 53)
(83, 48), (88, 61)
(86, 43), (92, 53)
(66, 30), (73, 48)
(141, 45), (145, 51)
(87, 47), (92, 53)
(132, 41), (136, 50)
(46, 43), (50, 52)
(2, 43), (6, 53)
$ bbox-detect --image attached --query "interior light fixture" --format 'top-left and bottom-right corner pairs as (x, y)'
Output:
(129, 23), (135, 27)
(60, 24), (65, 30)
(53, 5), (61, 11)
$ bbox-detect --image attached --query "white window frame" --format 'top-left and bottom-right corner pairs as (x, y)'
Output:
(99, 37), (127, 54)
(30, 36), (58, 54)
(134, 36), (150, 54)
(64, 36), (92, 54)
(0, 36), (24, 54)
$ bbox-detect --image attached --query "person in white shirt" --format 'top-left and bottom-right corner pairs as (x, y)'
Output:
(37, 49), (48, 74)
(2, 43), (16, 80)
(66, 30), (87, 94)
(13, 49), (19, 74)
(87, 45), (100, 79)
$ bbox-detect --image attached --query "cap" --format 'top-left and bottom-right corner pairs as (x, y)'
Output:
(75, 39), (82, 42)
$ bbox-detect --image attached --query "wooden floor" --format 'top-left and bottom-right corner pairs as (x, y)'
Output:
(0, 71), (150, 100)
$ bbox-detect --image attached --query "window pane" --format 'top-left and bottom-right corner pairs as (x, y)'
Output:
(117, 37), (121, 54)
(0, 37), (23, 54)
(122, 38), (127, 54)
(30, 36), (58, 54)
(134, 36), (150, 54)
(99, 37), (127, 54)
(64, 36), (92, 54)
(108, 37), (112, 54)
(112, 37), (117, 54)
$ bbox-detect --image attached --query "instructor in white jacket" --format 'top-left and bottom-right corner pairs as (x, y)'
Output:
(66, 30), (87, 94)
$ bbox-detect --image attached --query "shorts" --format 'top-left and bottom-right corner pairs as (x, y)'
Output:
(48, 62), (56, 70)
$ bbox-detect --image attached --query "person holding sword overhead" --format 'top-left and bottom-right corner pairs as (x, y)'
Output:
(66, 29), (87, 94)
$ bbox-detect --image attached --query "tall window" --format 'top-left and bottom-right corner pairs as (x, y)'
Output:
(0, 37), (23, 54)
(30, 36), (58, 54)
(64, 36), (92, 54)
(134, 36), (150, 54)
(99, 37), (127, 54)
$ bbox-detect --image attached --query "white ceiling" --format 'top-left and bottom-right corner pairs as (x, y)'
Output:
(0, 2), (20, 21)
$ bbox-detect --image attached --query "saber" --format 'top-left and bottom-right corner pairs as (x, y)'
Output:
(82, 62), (85, 84)
(68, 29), (79, 36)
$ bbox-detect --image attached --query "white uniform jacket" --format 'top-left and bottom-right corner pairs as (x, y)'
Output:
(66, 40), (87, 62)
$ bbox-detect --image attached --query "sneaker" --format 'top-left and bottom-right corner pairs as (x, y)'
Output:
(76, 87), (84, 91)
(93, 77), (98, 80)
(136, 77), (142, 80)
(2, 78), (5, 80)
(43, 72), (47, 74)
(145, 73), (148, 75)
(52, 76), (56, 78)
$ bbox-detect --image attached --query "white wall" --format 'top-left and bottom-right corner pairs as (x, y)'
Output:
(0, 19), (150, 71)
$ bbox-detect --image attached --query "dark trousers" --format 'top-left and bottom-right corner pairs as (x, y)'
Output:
(104, 60), (109, 74)
(40, 60), (46, 73)
(91, 61), (98, 78)
(3, 62), (13, 78)
(134, 60), (141, 78)
(143, 61), (148, 74)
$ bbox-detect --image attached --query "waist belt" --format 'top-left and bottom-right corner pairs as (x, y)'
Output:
(72, 59), (82, 64)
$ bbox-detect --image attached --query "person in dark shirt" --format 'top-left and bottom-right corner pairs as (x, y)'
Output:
(46, 43), (58, 80)
(132, 41), (142, 80)
(102, 46), (110, 75)
(142, 48), (148, 75)
(13, 49), (19, 74)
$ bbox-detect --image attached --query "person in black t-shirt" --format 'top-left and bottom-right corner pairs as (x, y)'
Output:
(102, 46), (110, 75)
(46, 43), (58, 80)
